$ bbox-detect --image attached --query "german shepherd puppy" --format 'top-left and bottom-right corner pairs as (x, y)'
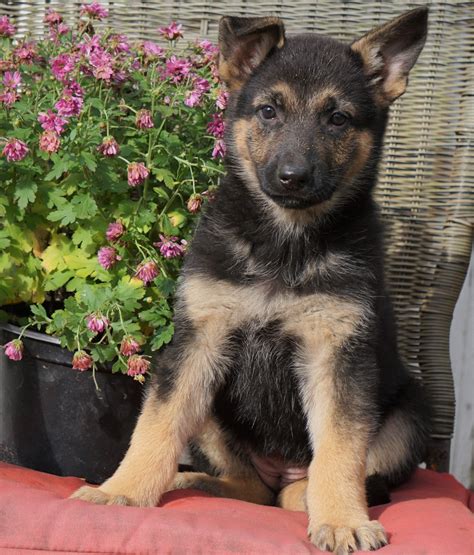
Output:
(72, 8), (431, 553)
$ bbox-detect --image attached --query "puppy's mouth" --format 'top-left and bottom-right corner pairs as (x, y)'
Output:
(262, 181), (337, 210)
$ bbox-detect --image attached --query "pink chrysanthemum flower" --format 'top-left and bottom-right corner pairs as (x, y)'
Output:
(86, 313), (109, 334)
(120, 336), (141, 356)
(216, 90), (229, 110)
(44, 9), (63, 25)
(207, 113), (225, 138)
(194, 77), (210, 93)
(0, 15), (15, 37)
(2, 138), (28, 162)
(135, 109), (154, 129)
(184, 89), (202, 108)
(50, 53), (76, 81)
(127, 162), (149, 187)
(65, 81), (84, 98)
(89, 48), (114, 80)
(39, 130), (61, 154)
(158, 22), (183, 41)
(72, 350), (93, 371)
(106, 221), (124, 242)
(55, 89), (83, 117)
(97, 246), (119, 269)
(164, 56), (192, 84)
(212, 139), (226, 159)
(97, 136), (120, 157)
(3, 71), (21, 89)
(141, 41), (164, 60)
(154, 234), (187, 259)
(50, 22), (70, 43)
(197, 39), (218, 57)
(127, 355), (150, 376)
(187, 194), (203, 214)
(77, 34), (101, 57)
(0, 90), (19, 106)
(109, 34), (130, 53)
(13, 42), (37, 64)
(4, 339), (24, 361)
(38, 110), (67, 135)
(80, 2), (109, 19)
(135, 260), (159, 285)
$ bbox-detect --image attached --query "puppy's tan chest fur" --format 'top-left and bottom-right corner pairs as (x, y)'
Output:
(181, 275), (365, 347)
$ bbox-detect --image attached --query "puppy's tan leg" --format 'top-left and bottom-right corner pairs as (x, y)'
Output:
(285, 301), (388, 554)
(171, 418), (274, 505)
(71, 319), (228, 507)
(278, 478), (307, 512)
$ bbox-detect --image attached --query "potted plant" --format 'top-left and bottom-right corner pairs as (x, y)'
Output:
(0, 3), (225, 482)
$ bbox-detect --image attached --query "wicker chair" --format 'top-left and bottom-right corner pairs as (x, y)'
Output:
(2, 0), (473, 471)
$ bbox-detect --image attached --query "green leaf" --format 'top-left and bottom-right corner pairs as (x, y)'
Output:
(0, 229), (11, 249)
(156, 276), (176, 298)
(30, 304), (50, 322)
(72, 228), (95, 248)
(44, 270), (74, 291)
(47, 203), (77, 225)
(14, 181), (38, 210)
(72, 193), (98, 220)
(150, 323), (174, 351)
(114, 280), (146, 311)
(112, 359), (126, 374)
(80, 152), (97, 173)
(75, 284), (110, 311)
(153, 168), (175, 188)
(88, 97), (104, 111)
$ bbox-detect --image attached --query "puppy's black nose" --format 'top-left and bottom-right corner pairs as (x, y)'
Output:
(278, 165), (310, 189)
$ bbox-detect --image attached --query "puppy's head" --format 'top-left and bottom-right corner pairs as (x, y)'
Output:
(219, 9), (428, 213)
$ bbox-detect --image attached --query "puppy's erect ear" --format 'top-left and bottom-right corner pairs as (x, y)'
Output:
(351, 7), (428, 104)
(218, 16), (285, 90)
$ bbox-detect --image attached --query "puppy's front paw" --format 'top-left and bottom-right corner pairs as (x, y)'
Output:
(309, 520), (387, 554)
(70, 485), (133, 506)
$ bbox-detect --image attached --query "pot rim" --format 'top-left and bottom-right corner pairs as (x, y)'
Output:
(0, 323), (61, 345)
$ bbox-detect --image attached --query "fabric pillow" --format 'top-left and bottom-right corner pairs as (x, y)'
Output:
(0, 463), (473, 554)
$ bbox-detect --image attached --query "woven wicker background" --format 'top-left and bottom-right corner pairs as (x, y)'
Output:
(1, 1), (473, 442)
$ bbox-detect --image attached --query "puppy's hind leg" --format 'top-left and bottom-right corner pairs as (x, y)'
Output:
(71, 317), (229, 507)
(367, 377), (431, 490)
(171, 417), (275, 506)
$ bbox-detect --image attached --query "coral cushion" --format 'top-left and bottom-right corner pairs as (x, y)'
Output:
(0, 463), (473, 554)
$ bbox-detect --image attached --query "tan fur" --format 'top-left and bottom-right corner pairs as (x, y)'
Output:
(252, 81), (300, 112)
(278, 479), (307, 511)
(183, 274), (366, 336)
(171, 417), (274, 505)
(171, 472), (273, 505)
(195, 418), (252, 475)
(71, 304), (234, 507)
(218, 17), (284, 91)
(282, 293), (386, 552)
(366, 409), (414, 477)
(351, 10), (419, 104)
(218, 58), (241, 92)
(231, 119), (344, 233)
(308, 86), (342, 112)
(348, 130), (373, 179)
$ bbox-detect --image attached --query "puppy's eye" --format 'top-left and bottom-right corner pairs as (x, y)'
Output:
(260, 105), (276, 120)
(329, 112), (348, 126)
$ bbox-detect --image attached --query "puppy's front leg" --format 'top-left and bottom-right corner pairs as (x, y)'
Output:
(301, 345), (387, 553)
(71, 316), (227, 507)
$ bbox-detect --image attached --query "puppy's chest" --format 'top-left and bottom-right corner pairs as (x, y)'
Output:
(181, 274), (364, 340)
(214, 319), (312, 464)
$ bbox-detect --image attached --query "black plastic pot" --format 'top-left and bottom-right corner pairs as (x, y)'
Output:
(0, 324), (143, 483)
